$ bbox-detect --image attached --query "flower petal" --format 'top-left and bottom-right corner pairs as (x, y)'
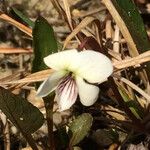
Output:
(76, 77), (99, 106)
(37, 71), (66, 97)
(76, 50), (113, 83)
(56, 75), (78, 111)
(44, 49), (79, 71)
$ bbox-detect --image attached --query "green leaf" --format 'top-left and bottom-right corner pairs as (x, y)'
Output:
(69, 113), (93, 146)
(12, 7), (34, 28)
(112, 0), (150, 51)
(32, 16), (58, 73)
(118, 85), (144, 119)
(0, 87), (44, 134)
(112, 0), (150, 76)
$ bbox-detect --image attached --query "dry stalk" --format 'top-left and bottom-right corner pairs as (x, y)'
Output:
(0, 13), (32, 37)
(63, 16), (95, 49)
(114, 76), (150, 102)
(113, 50), (150, 69)
(77, 7), (106, 18)
(105, 20), (112, 39)
(102, 0), (149, 87)
(62, 0), (73, 30)
(102, 0), (138, 56)
(0, 50), (150, 85)
(80, 28), (95, 38)
(0, 111), (10, 150)
(0, 70), (25, 83)
(0, 69), (53, 85)
(101, 105), (126, 121)
(108, 50), (122, 61)
(113, 25), (120, 53)
(0, 47), (32, 54)
(3, 121), (10, 150)
(50, 0), (65, 18)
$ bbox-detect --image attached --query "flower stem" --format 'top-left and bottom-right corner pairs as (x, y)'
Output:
(43, 92), (55, 150)
(23, 133), (39, 150)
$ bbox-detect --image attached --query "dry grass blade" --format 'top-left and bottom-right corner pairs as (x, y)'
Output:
(62, 0), (73, 30)
(50, 0), (65, 17)
(78, 7), (106, 18)
(101, 105), (126, 121)
(102, 0), (138, 56)
(114, 76), (150, 102)
(102, 0), (149, 87)
(63, 16), (95, 49)
(1, 50), (150, 85)
(0, 47), (33, 54)
(0, 71), (25, 84)
(0, 13), (32, 37)
(0, 69), (53, 85)
(0, 112), (10, 150)
(108, 50), (122, 61)
(113, 25), (120, 53)
(80, 28), (95, 38)
(113, 50), (150, 69)
(105, 20), (112, 39)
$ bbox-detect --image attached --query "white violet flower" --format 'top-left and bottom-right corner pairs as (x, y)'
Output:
(37, 49), (113, 111)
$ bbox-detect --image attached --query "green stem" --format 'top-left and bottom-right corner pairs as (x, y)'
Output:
(22, 132), (39, 150)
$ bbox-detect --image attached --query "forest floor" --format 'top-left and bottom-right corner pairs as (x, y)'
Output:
(0, 0), (150, 150)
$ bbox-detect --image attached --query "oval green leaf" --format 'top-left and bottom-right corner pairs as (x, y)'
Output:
(118, 85), (144, 119)
(32, 16), (58, 73)
(0, 87), (44, 134)
(69, 113), (93, 146)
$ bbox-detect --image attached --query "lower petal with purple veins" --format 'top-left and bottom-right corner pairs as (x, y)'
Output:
(56, 75), (78, 111)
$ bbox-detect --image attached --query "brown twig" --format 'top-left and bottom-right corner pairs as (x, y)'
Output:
(1, 50), (150, 85)
(105, 19), (112, 39)
(102, 0), (138, 55)
(103, 0), (149, 88)
(0, 13), (32, 37)
(114, 76), (150, 102)
(113, 50), (150, 70)
(0, 69), (53, 85)
(113, 25), (120, 53)
(0, 47), (33, 54)
(76, 7), (106, 18)
(0, 112), (10, 150)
